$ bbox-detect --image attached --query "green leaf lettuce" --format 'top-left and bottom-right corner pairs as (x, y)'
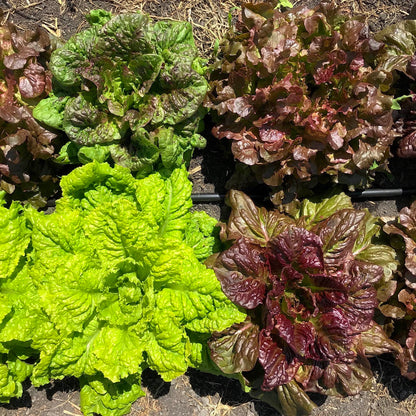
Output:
(33, 10), (208, 176)
(0, 162), (245, 416)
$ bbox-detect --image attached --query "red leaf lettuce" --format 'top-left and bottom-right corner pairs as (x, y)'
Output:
(374, 20), (416, 158)
(383, 201), (416, 380)
(206, 2), (395, 200)
(0, 23), (61, 206)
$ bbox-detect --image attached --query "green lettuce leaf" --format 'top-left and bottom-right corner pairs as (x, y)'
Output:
(0, 162), (246, 416)
(375, 20), (416, 57)
(0, 194), (30, 279)
(80, 374), (145, 416)
(33, 10), (208, 176)
(296, 193), (354, 227)
(0, 354), (32, 403)
(185, 211), (220, 260)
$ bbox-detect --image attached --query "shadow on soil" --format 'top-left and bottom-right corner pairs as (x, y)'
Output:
(1, 377), (80, 410)
(142, 367), (326, 416)
(141, 360), (416, 416)
(370, 355), (416, 401)
(1, 359), (416, 415)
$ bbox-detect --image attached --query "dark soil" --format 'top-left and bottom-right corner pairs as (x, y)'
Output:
(1, 0), (416, 415)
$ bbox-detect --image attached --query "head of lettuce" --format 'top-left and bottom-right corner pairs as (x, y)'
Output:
(33, 10), (209, 177)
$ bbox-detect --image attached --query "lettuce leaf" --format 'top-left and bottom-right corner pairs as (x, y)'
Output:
(208, 191), (399, 415)
(374, 21), (416, 160)
(383, 201), (416, 380)
(0, 23), (62, 206)
(0, 193), (30, 278)
(33, 10), (208, 176)
(206, 2), (396, 198)
(0, 162), (246, 416)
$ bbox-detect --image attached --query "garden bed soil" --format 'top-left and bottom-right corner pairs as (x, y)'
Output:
(1, 0), (416, 415)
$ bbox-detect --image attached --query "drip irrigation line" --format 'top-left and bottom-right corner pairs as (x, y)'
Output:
(191, 188), (416, 203)
(347, 188), (416, 199)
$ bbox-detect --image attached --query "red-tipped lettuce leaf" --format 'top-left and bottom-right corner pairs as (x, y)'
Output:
(213, 238), (267, 309)
(209, 191), (398, 401)
(222, 189), (295, 245)
(383, 202), (416, 380)
(209, 319), (259, 374)
(33, 10), (208, 176)
(398, 320), (416, 380)
(207, 2), (396, 195)
(0, 23), (61, 206)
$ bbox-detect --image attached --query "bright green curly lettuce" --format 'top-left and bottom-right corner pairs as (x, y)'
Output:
(0, 163), (245, 416)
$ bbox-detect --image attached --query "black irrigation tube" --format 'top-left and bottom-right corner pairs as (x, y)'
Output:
(347, 188), (416, 199)
(191, 188), (416, 203)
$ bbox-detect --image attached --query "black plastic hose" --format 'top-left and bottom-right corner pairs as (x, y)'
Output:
(347, 188), (416, 199)
(191, 188), (416, 203)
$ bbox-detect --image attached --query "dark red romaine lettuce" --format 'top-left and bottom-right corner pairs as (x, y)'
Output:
(206, 2), (395, 198)
(208, 191), (400, 413)
(0, 23), (61, 206)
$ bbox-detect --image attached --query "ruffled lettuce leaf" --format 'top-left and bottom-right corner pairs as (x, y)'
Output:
(33, 10), (208, 176)
(375, 20), (416, 60)
(0, 23), (61, 206)
(383, 201), (416, 380)
(374, 21), (416, 160)
(0, 354), (32, 403)
(208, 191), (399, 415)
(0, 192), (30, 278)
(206, 2), (396, 198)
(0, 162), (246, 415)
(185, 210), (221, 260)
(80, 374), (145, 416)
